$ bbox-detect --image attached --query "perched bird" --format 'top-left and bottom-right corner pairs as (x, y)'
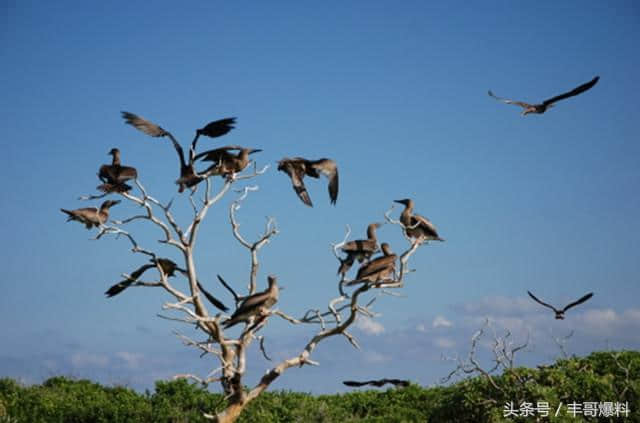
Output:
(347, 243), (397, 285)
(338, 223), (382, 276)
(527, 291), (594, 320)
(105, 258), (228, 311)
(343, 379), (410, 388)
(61, 200), (120, 229)
(488, 76), (599, 116)
(121, 111), (236, 192)
(194, 145), (262, 178)
(394, 199), (444, 242)
(277, 157), (338, 207)
(223, 275), (279, 329)
(97, 148), (138, 193)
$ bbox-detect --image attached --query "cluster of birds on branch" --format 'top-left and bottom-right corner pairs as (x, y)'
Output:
(58, 111), (340, 330)
(59, 75), (600, 388)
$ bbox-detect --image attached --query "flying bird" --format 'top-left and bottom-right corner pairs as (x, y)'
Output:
(394, 199), (444, 242)
(277, 157), (338, 207)
(60, 200), (120, 229)
(223, 275), (279, 329)
(527, 291), (594, 319)
(97, 148), (138, 193)
(105, 258), (228, 311)
(346, 242), (397, 285)
(338, 223), (382, 276)
(121, 111), (236, 192)
(343, 379), (410, 388)
(488, 76), (599, 116)
(194, 145), (262, 178)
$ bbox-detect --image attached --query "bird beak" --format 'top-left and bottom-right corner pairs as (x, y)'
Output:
(250, 149), (262, 154)
(393, 199), (405, 205)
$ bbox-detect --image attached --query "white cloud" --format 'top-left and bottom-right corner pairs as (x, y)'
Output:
(356, 316), (385, 335)
(363, 351), (390, 363)
(416, 323), (427, 333)
(433, 337), (456, 348)
(432, 315), (453, 328)
(71, 352), (109, 368)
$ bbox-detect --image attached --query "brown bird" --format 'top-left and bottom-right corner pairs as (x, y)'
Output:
(121, 111), (236, 192)
(338, 223), (382, 276)
(343, 379), (410, 388)
(223, 275), (279, 329)
(488, 76), (599, 116)
(97, 148), (138, 193)
(194, 145), (262, 178)
(277, 157), (338, 207)
(105, 258), (228, 312)
(61, 200), (120, 229)
(347, 243), (397, 285)
(394, 199), (444, 242)
(527, 291), (594, 320)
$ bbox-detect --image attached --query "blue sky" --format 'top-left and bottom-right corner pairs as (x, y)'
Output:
(1, 1), (639, 393)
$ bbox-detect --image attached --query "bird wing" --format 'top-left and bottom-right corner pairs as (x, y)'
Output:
(190, 118), (236, 162)
(286, 163), (313, 207)
(217, 274), (240, 303)
(542, 76), (599, 106)
(310, 159), (338, 204)
(196, 281), (229, 312)
(488, 90), (532, 109)
(193, 146), (239, 163)
(105, 263), (155, 297)
(562, 292), (594, 312)
(115, 166), (138, 182)
(197, 117), (236, 138)
(413, 214), (438, 233)
(356, 255), (396, 280)
(232, 291), (270, 317)
(341, 239), (377, 254)
(342, 380), (367, 387)
(527, 291), (558, 312)
(121, 111), (187, 169)
(121, 111), (168, 137)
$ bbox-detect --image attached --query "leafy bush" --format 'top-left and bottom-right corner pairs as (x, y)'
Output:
(0, 350), (637, 422)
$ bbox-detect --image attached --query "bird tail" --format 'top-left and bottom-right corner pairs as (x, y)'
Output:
(60, 209), (74, 221)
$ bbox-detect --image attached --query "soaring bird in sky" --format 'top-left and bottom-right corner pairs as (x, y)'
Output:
(488, 76), (599, 115)
(527, 291), (594, 319)
(277, 157), (339, 207)
(343, 379), (410, 388)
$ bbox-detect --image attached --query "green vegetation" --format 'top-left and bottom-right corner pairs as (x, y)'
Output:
(1, 351), (637, 422)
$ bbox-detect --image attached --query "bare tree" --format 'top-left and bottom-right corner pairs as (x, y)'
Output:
(70, 151), (427, 422)
(441, 319), (532, 406)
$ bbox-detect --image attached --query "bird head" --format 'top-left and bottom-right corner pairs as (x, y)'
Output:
(380, 243), (393, 255)
(108, 148), (120, 156)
